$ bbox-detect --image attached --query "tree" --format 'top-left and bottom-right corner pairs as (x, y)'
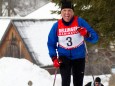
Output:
(0, 0), (49, 17)
(0, 0), (17, 16)
(0, 0), (3, 16)
(52, 0), (115, 48)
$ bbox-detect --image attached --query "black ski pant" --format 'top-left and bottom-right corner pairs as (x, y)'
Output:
(59, 57), (85, 86)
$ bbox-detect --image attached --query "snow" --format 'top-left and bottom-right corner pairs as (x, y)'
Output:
(0, 57), (111, 86)
(0, 57), (53, 86)
(23, 21), (54, 65)
(13, 20), (57, 66)
(0, 19), (10, 40)
(25, 2), (61, 19)
(111, 68), (115, 74)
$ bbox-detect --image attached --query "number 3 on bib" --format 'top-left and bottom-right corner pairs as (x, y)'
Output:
(66, 37), (73, 46)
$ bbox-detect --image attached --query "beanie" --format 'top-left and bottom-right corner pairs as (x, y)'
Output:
(61, 1), (74, 10)
(95, 77), (101, 83)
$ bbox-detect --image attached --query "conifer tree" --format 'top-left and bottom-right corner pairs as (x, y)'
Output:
(52, 0), (115, 47)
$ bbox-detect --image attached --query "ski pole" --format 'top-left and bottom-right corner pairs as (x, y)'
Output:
(84, 42), (95, 81)
(53, 68), (58, 86)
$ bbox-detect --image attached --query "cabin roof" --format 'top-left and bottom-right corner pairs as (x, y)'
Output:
(1, 19), (57, 66)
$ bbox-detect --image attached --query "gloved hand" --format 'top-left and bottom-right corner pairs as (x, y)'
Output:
(52, 57), (60, 68)
(77, 27), (88, 37)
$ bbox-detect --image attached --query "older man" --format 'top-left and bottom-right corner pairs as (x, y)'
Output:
(47, 1), (98, 86)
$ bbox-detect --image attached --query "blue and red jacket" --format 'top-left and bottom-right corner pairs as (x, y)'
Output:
(47, 16), (98, 60)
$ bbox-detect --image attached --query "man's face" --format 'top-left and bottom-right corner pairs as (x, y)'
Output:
(61, 8), (74, 22)
(95, 82), (100, 86)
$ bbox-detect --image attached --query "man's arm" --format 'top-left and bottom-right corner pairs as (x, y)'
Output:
(47, 22), (58, 59)
(78, 17), (99, 44)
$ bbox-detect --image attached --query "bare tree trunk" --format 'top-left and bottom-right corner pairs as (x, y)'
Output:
(0, 0), (3, 16)
(8, 0), (11, 16)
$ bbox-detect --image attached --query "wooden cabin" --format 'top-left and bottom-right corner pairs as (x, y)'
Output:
(0, 19), (57, 66)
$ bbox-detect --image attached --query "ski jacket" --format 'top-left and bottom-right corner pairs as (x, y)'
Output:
(47, 16), (98, 60)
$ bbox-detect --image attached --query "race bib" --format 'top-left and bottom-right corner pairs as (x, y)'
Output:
(58, 26), (84, 49)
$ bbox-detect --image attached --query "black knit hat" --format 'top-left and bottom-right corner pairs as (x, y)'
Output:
(61, 1), (74, 10)
(95, 77), (101, 83)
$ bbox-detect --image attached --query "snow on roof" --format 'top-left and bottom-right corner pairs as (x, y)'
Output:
(0, 19), (11, 40)
(13, 19), (57, 66)
(25, 2), (61, 19)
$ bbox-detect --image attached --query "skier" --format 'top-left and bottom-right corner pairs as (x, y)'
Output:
(85, 77), (104, 86)
(47, 1), (98, 86)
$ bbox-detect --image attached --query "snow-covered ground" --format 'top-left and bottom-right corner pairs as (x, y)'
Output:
(0, 57), (111, 86)
(0, 57), (53, 86)
(53, 73), (111, 86)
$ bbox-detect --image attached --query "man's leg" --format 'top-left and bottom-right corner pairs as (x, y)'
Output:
(72, 58), (85, 86)
(59, 57), (72, 86)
